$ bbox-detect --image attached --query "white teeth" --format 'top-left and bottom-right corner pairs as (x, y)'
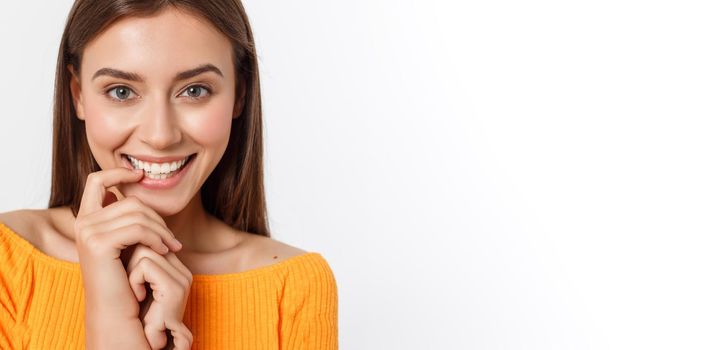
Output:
(126, 155), (190, 176)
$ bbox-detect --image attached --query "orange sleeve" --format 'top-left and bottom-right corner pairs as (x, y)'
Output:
(0, 224), (30, 350)
(278, 254), (339, 350)
(0, 267), (17, 350)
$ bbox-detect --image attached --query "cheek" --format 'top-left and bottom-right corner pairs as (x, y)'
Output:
(82, 97), (134, 162)
(184, 102), (233, 148)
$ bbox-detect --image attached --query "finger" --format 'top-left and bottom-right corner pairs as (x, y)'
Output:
(131, 282), (146, 302)
(127, 257), (191, 348)
(88, 209), (181, 252)
(128, 257), (186, 304)
(126, 248), (189, 296)
(128, 258), (154, 303)
(93, 223), (170, 257)
(84, 196), (171, 235)
(163, 252), (194, 284)
(167, 321), (192, 350)
(140, 291), (192, 350)
(142, 301), (168, 349)
(80, 197), (182, 252)
(78, 168), (144, 217)
(138, 283), (154, 318)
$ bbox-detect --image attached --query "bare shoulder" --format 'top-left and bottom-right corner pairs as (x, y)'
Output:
(238, 231), (309, 269)
(0, 208), (45, 247)
(0, 207), (78, 262)
(177, 217), (310, 275)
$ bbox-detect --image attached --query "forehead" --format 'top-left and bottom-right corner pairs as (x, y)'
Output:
(81, 7), (233, 81)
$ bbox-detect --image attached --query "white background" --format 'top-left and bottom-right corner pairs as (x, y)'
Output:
(1, 1), (723, 349)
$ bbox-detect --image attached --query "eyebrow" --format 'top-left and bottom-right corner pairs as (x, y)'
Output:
(91, 63), (223, 82)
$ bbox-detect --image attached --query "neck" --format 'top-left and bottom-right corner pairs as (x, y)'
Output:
(161, 191), (214, 252)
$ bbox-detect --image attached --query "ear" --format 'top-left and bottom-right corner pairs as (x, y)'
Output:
(232, 83), (246, 119)
(67, 64), (85, 121)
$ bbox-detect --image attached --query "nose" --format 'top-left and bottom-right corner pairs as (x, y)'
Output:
(138, 98), (182, 150)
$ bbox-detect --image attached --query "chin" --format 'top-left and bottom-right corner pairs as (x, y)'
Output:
(146, 201), (185, 218)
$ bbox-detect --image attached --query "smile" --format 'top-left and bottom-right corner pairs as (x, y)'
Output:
(122, 153), (196, 180)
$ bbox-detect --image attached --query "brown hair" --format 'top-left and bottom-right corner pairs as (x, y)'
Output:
(48, 0), (270, 237)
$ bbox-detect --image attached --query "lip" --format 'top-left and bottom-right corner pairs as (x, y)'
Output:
(124, 154), (192, 163)
(122, 153), (197, 190)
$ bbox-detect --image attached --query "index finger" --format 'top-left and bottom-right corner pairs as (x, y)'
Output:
(78, 168), (144, 217)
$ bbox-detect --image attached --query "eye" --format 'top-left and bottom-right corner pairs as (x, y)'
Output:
(180, 85), (212, 100)
(106, 86), (138, 102)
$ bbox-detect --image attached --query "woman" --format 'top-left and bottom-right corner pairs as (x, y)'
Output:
(0, 1), (338, 349)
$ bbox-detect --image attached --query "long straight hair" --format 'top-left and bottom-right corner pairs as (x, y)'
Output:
(48, 0), (270, 237)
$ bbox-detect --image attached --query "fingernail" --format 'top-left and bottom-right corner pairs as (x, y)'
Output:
(172, 238), (183, 250)
(133, 168), (144, 174)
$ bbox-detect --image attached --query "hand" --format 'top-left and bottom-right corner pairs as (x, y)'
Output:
(74, 168), (183, 348)
(126, 244), (194, 349)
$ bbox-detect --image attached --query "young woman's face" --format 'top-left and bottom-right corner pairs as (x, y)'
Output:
(69, 7), (240, 217)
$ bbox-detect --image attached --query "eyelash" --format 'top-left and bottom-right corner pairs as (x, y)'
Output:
(104, 84), (213, 103)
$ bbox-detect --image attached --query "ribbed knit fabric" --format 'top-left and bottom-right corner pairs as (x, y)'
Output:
(0, 222), (338, 349)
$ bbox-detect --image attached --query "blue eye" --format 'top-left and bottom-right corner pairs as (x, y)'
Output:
(180, 85), (212, 99)
(104, 84), (212, 103)
(106, 86), (137, 101)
